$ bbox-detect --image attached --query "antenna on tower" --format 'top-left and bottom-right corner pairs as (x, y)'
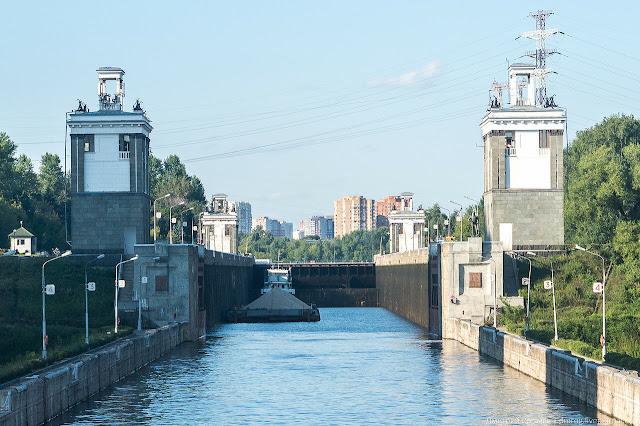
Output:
(522, 10), (559, 107)
(489, 80), (508, 109)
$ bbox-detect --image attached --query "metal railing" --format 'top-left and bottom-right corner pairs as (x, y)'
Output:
(119, 152), (130, 160)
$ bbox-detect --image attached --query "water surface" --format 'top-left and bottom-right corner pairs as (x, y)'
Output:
(53, 308), (614, 425)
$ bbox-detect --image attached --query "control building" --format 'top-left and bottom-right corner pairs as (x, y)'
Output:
(200, 194), (238, 253)
(68, 67), (152, 254)
(481, 63), (566, 250)
(388, 195), (425, 253)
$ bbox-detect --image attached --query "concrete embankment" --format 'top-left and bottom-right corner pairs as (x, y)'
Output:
(375, 249), (431, 329)
(0, 322), (188, 426)
(445, 318), (640, 424)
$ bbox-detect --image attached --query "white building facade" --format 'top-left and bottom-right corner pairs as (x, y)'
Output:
(200, 194), (238, 253)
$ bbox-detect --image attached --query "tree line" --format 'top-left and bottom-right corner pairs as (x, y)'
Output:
(0, 133), (67, 251)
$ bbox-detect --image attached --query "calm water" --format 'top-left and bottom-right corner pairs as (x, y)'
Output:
(52, 308), (616, 425)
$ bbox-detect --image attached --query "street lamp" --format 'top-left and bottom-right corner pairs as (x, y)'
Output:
(169, 201), (185, 244)
(450, 200), (463, 242)
(442, 207), (451, 237)
(487, 256), (497, 328)
(84, 254), (105, 345)
(181, 206), (195, 244)
(115, 255), (138, 334)
(574, 244), (607, 360)
(153, 193), (171, 242)
(509, 251), (533, 336)
(529, 252), (558, 341)
(42, 250), (72, 359)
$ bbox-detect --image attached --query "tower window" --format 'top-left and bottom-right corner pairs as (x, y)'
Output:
(539, 130), (550, 148)
(83, 135), (95, 152)
(505, 131), (515, 148)
(119, 134), (131, 152)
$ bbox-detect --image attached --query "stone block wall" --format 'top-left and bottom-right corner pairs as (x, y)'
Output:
(484, 189), (564, 249)
(445, 318), (640, 425)
(70, 192), (150, 253)
(0, 323), (187, 426)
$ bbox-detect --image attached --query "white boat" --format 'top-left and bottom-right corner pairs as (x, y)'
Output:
(262, 268), (295, 294)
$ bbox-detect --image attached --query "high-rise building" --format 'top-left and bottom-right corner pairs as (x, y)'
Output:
(375, 193), (414, 228)
(482, 63), (565, 250)
(252, 217), (292, 238)
(68, 67), (151, 254)
(230, 201), (252, 235)
(302, 216), (334, 239)
(333, 196), (376, 238)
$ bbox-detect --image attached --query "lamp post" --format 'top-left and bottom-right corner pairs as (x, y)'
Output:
(153, 193), (171, 242)
(450, 200), (463, 242)
(574, 244), (607, 360)
(115, 255), (138, 334)
(84, 254), (105, 345)
(509, 251), (533, 335)
(487, 256), (497, 328)
(42, 250), (72, 359)
(529, 253), (558, 341)
(181, 207), (195, 244)
(169, 201), (185, 244)
(442, 207), (451, 237)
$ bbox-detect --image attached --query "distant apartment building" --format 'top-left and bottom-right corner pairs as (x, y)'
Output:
(375, 192), (414, 228)
(333, 195), (376, 237)
(292, 230), (304, 240)
(302, 216), (334, 239)
(252, 216), (293, 238)
(230, 201), (252, 235)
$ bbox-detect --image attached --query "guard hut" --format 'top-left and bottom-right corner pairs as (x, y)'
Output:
(200, 194), (238, 254)
(481, 62), (566, 251)
(8, 224), (37, 255)
(68, 67), (152, 254)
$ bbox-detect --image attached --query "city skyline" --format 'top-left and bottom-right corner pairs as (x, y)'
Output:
(1, 2), (638, 223)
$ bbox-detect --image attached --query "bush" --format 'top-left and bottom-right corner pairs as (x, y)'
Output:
(553, 338), (602, 360)
(605, 352), (640, 372)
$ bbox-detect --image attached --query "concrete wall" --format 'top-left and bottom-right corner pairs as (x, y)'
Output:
(71, 192), (150, 254)
(295, 288), (378, 307)
(202, 250), (254, 327)
(484, 189), (564, 249)
(134, 243), (255, 333)
(445, 318), (640, 425)
(0, 323), (188, 426)
(375, 248), (430, 329)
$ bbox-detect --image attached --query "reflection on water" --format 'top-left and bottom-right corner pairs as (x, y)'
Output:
(52, 308), (613, 425)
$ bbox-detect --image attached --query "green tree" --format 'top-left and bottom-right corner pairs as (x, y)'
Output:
(150, 154), (206, 241)
(0, 133), (18, 202)
(38, 153), (66, 216)
(565, 115), (640, 246)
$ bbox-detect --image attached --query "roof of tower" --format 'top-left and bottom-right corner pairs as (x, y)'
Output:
(96, 67), (124, 73)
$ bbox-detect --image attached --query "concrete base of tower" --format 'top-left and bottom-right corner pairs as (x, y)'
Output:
(483, 189), (564, 250)
(70, 192), (150, 254)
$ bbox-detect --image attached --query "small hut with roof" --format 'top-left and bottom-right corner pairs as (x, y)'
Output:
(8, 222), (37, 255)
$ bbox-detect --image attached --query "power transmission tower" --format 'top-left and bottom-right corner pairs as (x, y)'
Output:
(522, 10), (559, 107)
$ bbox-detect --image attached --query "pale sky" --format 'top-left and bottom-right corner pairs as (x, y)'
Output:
(1, 1), (638, 224)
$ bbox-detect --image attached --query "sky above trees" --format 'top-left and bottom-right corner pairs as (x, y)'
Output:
(1, 2), (638, 222)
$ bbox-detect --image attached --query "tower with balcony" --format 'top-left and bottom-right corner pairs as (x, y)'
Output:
(481, 63), (565, 250)
(68, 67), (152, 253)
